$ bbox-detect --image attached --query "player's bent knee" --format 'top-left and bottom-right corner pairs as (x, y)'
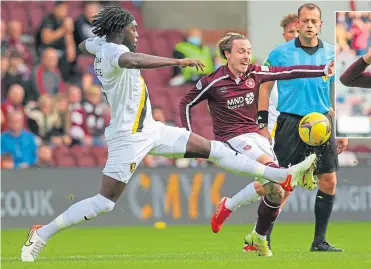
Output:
(184, 133), (211, 159)
(254, 181), (265, 196)
(256, 154), (273, 165)
(264, 182), (284, 204)
(318, 172), (337, 192)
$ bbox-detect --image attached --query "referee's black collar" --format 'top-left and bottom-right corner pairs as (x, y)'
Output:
(295, 37), (323, 48)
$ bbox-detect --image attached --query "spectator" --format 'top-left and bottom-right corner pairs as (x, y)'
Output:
(1, 111), (37, 168)
(52, 93), (72, 146)
(1, 55), (9, 99)
(24, 94), (63, 145)
(54, 93), (71, 135)
(74, 1), (101, 49)
(1, 84), (25, 131)
(2, 49), (30, 98)
(349, 17), (370, 56)
(27, 48), (65, 103)
(35, 1), (77, 82)
(169, 28), (214, 86)
(68, 84), (82, 106)
(6, 20), (33, 67)
(67, 85), (89, 145)
(82, 85), (108, 146)
(1, 153), (15, 169)
(1, 20), (8, 54)
(35, 144), (54, 168)
(81, 72), (95, 91)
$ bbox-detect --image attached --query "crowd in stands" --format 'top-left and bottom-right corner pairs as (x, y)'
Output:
(0, 1), (215, 169)
(335, 12), (371, 137)
(1, 3), (370, 169)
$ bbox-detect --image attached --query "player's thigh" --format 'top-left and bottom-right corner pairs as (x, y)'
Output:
(226, 133), (274, 162)
(102, 134), (153, 184)
(149, 122), (192, 158)
(274, 114), (308, 167)
(226, 133), (274, 185)
(313, 113), (339, 176)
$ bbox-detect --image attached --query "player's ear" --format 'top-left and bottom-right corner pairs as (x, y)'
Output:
(295, 18), (299, 25)
(225, 51), (230, 60)
(120, 28), (126, 36)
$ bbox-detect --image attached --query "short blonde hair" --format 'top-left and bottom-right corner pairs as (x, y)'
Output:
(217, 32), (248, 60)
(280, 13), (298, 29)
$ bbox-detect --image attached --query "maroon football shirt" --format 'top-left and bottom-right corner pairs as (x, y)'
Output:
(339, 57), (371, 88)
(180, 64), (326, 142)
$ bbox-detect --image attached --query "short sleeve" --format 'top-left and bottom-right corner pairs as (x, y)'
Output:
(85, 37), (102, 55)
(111, 44), (130, 68)
(264, 48), (280, 66)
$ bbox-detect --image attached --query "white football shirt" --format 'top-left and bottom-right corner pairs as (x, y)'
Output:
(268, 82), (280, 135)
(85, 37), (154, 138)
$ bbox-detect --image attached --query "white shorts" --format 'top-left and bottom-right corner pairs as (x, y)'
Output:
(226, 132), (277, 163)
(103, 121), (191, 183)
(226, 132), (278, 185)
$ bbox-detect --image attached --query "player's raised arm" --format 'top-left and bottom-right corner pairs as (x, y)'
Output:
(339, 49), (371, 88)
(118, 53), (205, 70)
(254, 60), (334, 84)
(179, 77), (209, 132)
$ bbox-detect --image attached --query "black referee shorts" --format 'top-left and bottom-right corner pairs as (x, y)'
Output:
(273, 112), (339, 175)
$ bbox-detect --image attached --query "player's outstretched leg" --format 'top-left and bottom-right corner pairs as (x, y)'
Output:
(21, 175), (126, 262)
(184, 134), (317, 191)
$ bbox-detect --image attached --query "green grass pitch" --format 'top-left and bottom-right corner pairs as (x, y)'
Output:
(2, 222), (371, 269)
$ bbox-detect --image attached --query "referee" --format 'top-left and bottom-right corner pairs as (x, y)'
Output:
(259, 3), (348, 252)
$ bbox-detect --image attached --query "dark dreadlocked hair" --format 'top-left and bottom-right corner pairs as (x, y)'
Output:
(92, 4), (135, 37)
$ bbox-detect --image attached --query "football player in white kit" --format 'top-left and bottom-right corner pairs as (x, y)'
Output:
(20, 6), (317, 262)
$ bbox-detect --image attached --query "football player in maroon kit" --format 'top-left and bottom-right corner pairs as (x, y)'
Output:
(180, 32), (335, 256)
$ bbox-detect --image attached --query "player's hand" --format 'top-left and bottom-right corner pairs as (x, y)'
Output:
(258, 127), (272, 145)
(179, 58), (205, 72)
(64, 18), (74, 33)
(325, 60), (335, 77)
(336, 138), (348, 154)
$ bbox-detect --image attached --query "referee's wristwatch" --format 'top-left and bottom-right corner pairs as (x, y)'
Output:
(259, 123), (268, 129)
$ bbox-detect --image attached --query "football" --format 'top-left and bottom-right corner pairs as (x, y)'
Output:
(298, 112), (331, 146)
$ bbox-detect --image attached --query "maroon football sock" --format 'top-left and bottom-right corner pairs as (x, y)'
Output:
(255, 196), (280, 236)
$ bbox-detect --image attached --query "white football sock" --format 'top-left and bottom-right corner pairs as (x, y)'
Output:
(37, 194), (115, 241)
(208, 141), (288, 183)
(225, 182), (261, 211)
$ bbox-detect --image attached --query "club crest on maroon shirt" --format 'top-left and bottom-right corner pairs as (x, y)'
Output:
(218, 87), (227, 93)
(246, 78), (255, 88)
(243, 144), (252, 150)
